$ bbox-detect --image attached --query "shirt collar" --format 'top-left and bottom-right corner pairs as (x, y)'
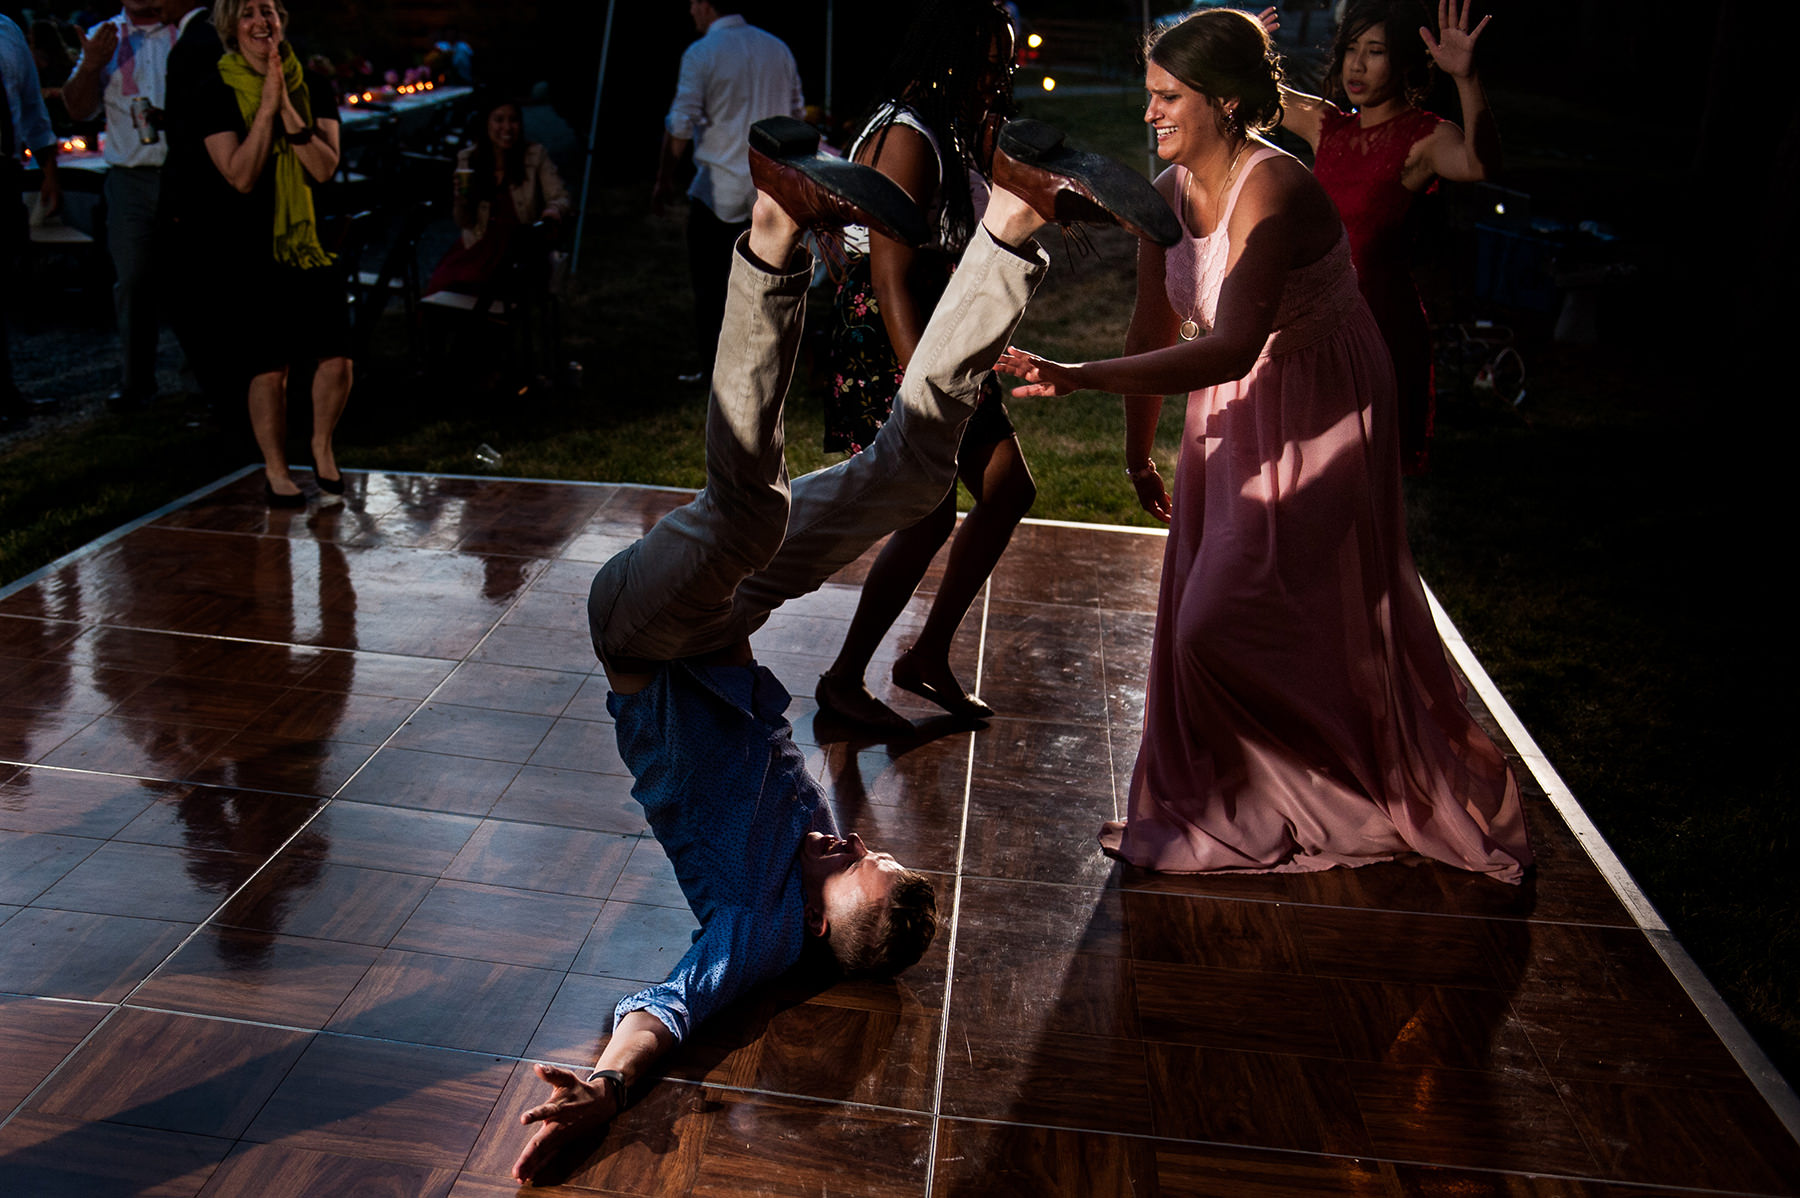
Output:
(707, 14), (748, 34)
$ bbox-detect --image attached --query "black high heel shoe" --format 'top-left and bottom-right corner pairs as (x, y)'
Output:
(264, 480), (306, 509)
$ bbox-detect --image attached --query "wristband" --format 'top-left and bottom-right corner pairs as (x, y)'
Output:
(1125, 460), (1158, 483)
(588, 1068), (629, 1112)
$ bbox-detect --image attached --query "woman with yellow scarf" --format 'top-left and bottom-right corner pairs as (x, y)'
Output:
(200, 0), (349, 507)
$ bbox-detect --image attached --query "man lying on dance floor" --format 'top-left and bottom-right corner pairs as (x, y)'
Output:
(511, 116), (1179, 1186)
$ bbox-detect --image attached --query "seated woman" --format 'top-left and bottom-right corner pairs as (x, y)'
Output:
(199, 0), (349, 507)
(426, 95), (570, 297)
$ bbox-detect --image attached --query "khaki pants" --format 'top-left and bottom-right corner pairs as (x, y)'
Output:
(588, 228), (1047, 665)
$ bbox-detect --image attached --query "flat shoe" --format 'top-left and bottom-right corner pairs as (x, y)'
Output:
(892, 651), (995, 721)
(749, 116), (928, 248)
(816, 672), (914, 734)
(993, 119), (1182, 247)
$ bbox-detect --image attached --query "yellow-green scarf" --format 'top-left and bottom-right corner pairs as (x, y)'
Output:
(218, 44), (332, 269)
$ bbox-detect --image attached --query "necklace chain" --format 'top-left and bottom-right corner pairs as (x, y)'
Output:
(1176, 138), (1249, 342)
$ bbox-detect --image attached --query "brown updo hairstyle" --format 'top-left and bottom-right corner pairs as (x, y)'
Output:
(1325, 0), (1436, 109)
(1145, 8), (1283, 141)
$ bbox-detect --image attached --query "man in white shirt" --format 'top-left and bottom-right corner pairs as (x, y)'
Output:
(653, 0), (803, 384)
(64, 0), (178, 408)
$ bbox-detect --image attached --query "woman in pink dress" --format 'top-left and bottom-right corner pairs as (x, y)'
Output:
(999, 8), (1529, 882)
(1276, 0), (1500, 473)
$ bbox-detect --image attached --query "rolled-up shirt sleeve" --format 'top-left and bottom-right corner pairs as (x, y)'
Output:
(664, 47), (706, 142)
(612, 905), (800, 1044)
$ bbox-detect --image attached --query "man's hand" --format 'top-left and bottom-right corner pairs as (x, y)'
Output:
(35, 160), (63, 218)
(511, 1063), (620, 1184)
(77, 22), (120, 71)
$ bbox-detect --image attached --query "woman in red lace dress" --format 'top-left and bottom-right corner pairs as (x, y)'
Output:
(1277, 0), (1499, 473)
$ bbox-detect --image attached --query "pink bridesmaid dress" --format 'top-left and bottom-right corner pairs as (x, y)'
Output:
(1099, 147), (1531, 883)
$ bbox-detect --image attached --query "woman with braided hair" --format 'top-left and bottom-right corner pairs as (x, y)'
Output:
(813, 0), (1035, 729)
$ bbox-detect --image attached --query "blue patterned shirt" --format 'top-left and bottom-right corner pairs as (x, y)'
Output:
(609, 660), (835, 1042)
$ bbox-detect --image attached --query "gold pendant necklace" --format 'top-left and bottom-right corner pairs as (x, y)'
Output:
(1176, 140), (1249, 342)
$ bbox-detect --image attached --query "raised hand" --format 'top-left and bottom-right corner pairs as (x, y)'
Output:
(997, 345), (1082, 397)
(1253, 7), (1280, 36)
(1420, 0), (1491, 79)
(511, 1063), (620, 1184)
(77, 22), (119, 70)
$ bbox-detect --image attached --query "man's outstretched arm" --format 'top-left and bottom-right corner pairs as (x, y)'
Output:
(511, 1010), (675, 1185)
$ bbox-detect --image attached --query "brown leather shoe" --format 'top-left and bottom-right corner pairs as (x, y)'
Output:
(749, 116), (927, 248)
(992, 119), (1182, 246)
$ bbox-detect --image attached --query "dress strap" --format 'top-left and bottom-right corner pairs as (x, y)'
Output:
(1216, 145), (1284, 231)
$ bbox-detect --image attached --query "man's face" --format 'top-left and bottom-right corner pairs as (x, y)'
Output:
(688, 0), (715, 33)
(800, 832), (904, 934)
(125, 0), (165, 25)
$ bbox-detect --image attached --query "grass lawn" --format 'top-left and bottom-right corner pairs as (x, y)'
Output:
(2, 79), (1792, 1085)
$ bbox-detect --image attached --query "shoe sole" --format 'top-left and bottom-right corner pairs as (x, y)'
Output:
(749, 117), (928, 249)
(997, 119), (1182, 247)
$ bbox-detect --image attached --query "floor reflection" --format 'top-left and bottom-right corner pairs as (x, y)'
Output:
(0, 471), (1793, 1196)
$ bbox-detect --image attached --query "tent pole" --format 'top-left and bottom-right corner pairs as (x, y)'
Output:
(572, 0), (619, 275)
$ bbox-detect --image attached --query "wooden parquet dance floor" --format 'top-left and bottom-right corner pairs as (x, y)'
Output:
(1, 467), (1795, 1196)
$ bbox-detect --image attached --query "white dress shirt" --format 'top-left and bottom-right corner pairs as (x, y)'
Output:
(664, 14), (804, 224)
(72, 14), (177, 168)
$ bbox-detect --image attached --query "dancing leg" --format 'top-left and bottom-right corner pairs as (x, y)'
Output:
(587, 201), (811, 667)
(248, 369), (297, 496)
(727, 197), (1051, 638)
(892, 431), (1036, 716)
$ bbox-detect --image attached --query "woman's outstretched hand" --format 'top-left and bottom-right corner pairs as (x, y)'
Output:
(998, 346), (1083, 397)
(1420, 0), (1491, 79)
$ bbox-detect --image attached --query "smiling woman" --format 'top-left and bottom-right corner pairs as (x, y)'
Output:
(198, 0), (351, 507)
(998, 7), (1531, 884)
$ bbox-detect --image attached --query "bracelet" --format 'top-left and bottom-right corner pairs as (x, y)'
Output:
(588, 1068), (629, 1113)
(1125, 460), (1158, 483)
(286, 124), (314, 145)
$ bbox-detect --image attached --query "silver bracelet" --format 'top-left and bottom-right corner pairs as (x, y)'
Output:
(1125, 460), (1158, 483)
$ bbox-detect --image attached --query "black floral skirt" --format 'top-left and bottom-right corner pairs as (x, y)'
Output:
(822, 252), (1011, 456)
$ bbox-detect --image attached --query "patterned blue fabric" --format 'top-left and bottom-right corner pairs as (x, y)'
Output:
(609, 659), (836, 1042)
